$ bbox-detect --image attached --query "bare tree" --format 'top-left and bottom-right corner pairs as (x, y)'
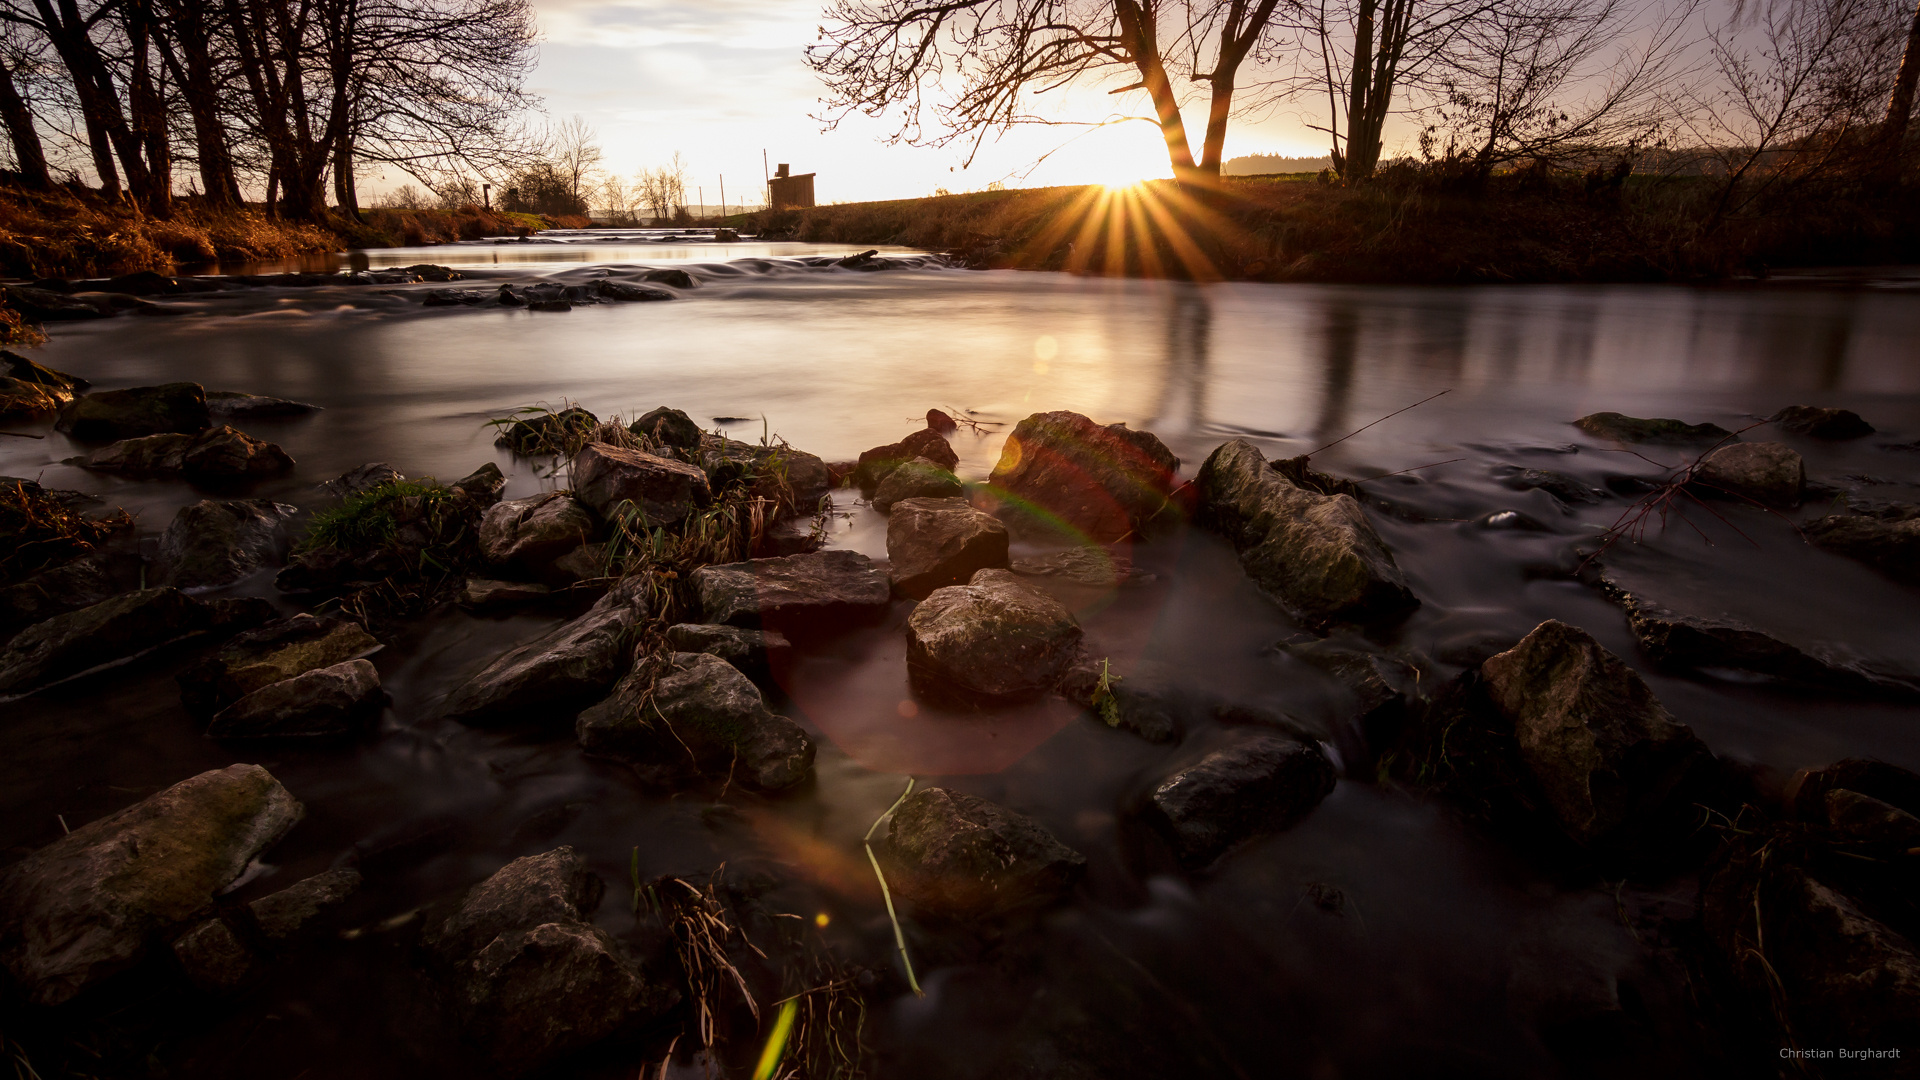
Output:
(0, 37), (51, 187)
(547, 113), (601, 207)
(1880, 0), (1919, 147)
(808, 0), (1291, 184)
(638, 153), (688, 223)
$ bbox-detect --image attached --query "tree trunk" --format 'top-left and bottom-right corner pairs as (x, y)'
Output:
(126, 0), (173, 217)
(1341, 0), (1378, 179)
(0, 57), (52, 189)
(1886, 0), (1920, 151)
(156, 1), (242, 205)
(1115, 0), (1199, 183)
(32, 0), (123, 195)
(334, 128), (358, 215)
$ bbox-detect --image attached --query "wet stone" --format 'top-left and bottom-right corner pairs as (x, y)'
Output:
(571, 442), (711, 525)
(692, 549), (889, 633)
(440, 582), (648, 727)
(1148, 735), (1337, 867)
(663, 623), (791, 680)
(871, 456), (963, 512)
(886, 496), (1010, 599)
(172, 917), (255, 992)
(576, 652), (815, 791)
(0, 587), (210, 695)
(1009, 547), (1156, 588)
(0, 555), (117, 641)
(906, 569), (1082, 702)
(1572, 412), (1734, 445)
(249, 867), (363, 939)
(205, 391), (322, 419)
(460, 578), (552, 610)
(984, 410), (1179, 542)
(854, 428), (959, 495)
(1804, 512), (1920, 586)
(1771, 405), (1873, 439)
(0, 764), (303, 1005)
(156, 498), (295, 589)
(205, 658), (384, 739)
(880, 788), (1086, 919)
(628, 405), (701, 451)
(178, 614), (380, 718)
(479, 491), (597, 573)
(321, 462), (403, 498)
(1494, 466), (1605, 505)
(698, 436), (834, 514)
(1692, 441), (1803, 507)
(55, 381), (210, 440)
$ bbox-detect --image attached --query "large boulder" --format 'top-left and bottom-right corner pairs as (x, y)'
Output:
(1196, 439), (1417, 629)
(1805, 511), (1920, 586)
(628, 406), (701, 452)
(1572, 412), (1733, 445)
(663, 623), (791, 681)
(205, 658), (384, 739)
(478, 492), (597, 574)
(441, 583), (648, 726)
(886, 496), (1010, 599)
(879, 788), (1085, 919)
(1147, 735), (1336, 866)
(55, 382), (210, 441)
(0, 587), (209, 695)
(178, 614), (379, 718)
(854, 428), (959, 495)
(577, 652), (814, 791)
(984, 411), (1178, 542)
(692, 549), (890, 632)
(871, 457), (962, 513)
(699, 436), (833, 514)
(1692, 441), (1802, 507)
(1771, 405), (1873, 439)
(0, 764), (303, 1005)
(1479, 621), (1708, 849)
(571, 442), (710, 525)
(156, 499), (295, 589)
(906, 569), (1081, 701)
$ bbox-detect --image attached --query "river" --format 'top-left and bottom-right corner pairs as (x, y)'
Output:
(4, 237), (1919, 1077)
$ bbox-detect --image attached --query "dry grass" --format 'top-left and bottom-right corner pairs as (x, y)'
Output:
(0, 479), (130, 587)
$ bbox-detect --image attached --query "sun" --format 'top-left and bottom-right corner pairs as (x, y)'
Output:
(1072, 126), (1170, 189)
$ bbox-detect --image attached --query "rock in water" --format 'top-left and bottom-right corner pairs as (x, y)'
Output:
(692, 549), (890, 632)
(205, 658), (384, 739)
(854, 428), (959, 495)
(0, 375), (65, 419)
(1148, 736), (1336, 866)
(450, 462), (507, 507)
(0, 587), (209, 694)
(441, 583), (648, 726)
(1770, 405), (1873, 439)
(478, 492), (598, 574)
(906, 569), (1081, 701)
(871, 457), (963, 512)
(985, 411), (1179, 542)
(322, 462), (403, 498)
(1480, 621), (1707, 849)
(248, 867), (362, 939)
(880, 788), (1085, 919)
(663, 623), (791, 680)
(699, 436), (834, 513)
(2, 350), (87, 399)
(1692, 441), (1803, 507)
(628, 406), (702, 451)
(55, 382), (211, 440)
(172, 917), (255, 992)
(82, 425), (292, 479)
(1804, 512), (1920, 586)
(460, 578), (553, 611)
(1196, 439), (1417, 629)
(1572, 412), (1734, 445)
(577, 652), (814, 791)
(571, 443), (711, 524)
(422, 847), (674, 1076)
(204, 391), (322, 419)
(0, 764), (303, 1005)
(0, 556), (117, 640)
(156, 499), (295, 589)
(178, 614), (380, 718)
(886, 496), (1010, 598)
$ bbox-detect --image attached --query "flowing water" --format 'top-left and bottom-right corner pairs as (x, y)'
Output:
(5, 238), (1920, 1077)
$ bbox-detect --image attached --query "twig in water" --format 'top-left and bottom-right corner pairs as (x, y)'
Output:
(1302, 388), (1452, 459)
(1579, 419), (1801, 570)
(863, 779), (923, 996)
(1353, 458), (1463, 483)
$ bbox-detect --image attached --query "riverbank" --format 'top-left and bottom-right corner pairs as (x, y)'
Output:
(0, 183), (586, 283)
(753, 171), (1920, 284)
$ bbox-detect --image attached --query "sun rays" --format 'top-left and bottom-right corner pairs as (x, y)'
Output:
(1019, 180), (1239, 282)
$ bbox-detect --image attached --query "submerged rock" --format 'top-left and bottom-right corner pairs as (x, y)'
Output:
(178, 614), (379, 718)
(906, 569), (1081, 702)
(692, 549), (889, 632)
(984, 410), (1179, 542)
(479, 492), (598, 574)
(1148, 735), (1337, 866)
(880, 788), (1085, 919)
(423, 847), (674, 1076)
(886, 496), (1010, 598)
(1804, 511), (1920, 586)
(1480, 621), (1708, 850)
(1771, 405), (1873, 439)
(1196, 439), (1417, 629)
(156, 499), (295, 589)
(1692, 441), (1803, 507)
(1572, 412), (1733, 445)
(1009, 547), (1156, 588)
(1493, 466), (1604, 505)
(460, 578), (553, 611)
(663, 623), (791, 680)
(82, 425), (293, 479)
(854, 428), (958, 495)
(0, 764), (303, 1006)
(572, 443), (711, 525)
(577, 652), (814, 791)
(441, 583), (647, 726)
(55, 381), (211, 440)
(628, 405), (701, 451)
(593, 279), (673, 302)
(205, 391), (322, 419)
(205, 658), (384, 739)
(871, 456), (963, 512)
(0, 587), (210, 695)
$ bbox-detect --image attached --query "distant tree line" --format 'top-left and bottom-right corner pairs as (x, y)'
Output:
(0, 0), (541, 219)
(810, 0), (1920, 187)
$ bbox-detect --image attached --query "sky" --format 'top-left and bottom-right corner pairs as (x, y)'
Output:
(502, 0), (1335, 208)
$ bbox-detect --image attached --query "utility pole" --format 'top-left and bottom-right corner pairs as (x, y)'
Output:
(698, 186), (704, 221)
(762, 150), (770, 209)
(719, 175), (727, 220)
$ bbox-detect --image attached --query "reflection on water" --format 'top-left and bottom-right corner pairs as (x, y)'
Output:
(5, 252), (1920, 1078)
